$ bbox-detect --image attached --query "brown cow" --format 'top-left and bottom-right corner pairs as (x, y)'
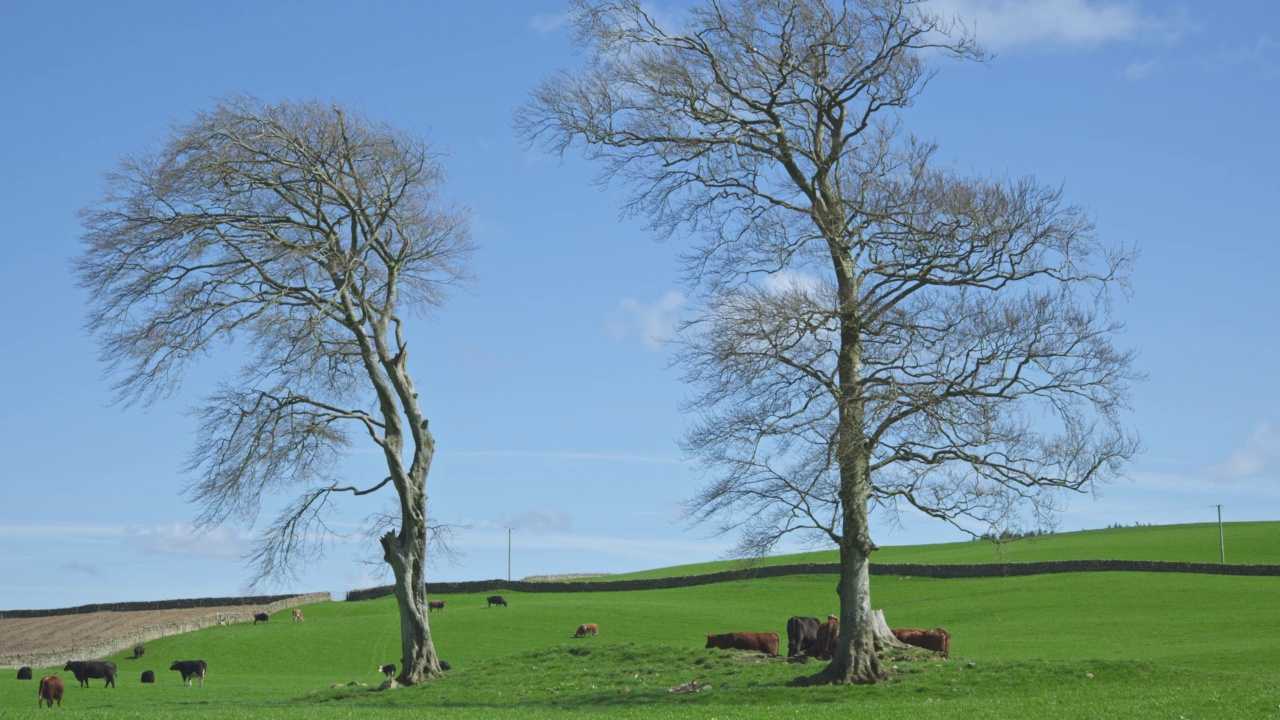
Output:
(574, 623), (599, 637)
(428, 601), (446, 612)
(704, 632), (779, 656)
(38, 675), (63, 708)
(892, 627), (951, 658)
(813, 615), (840, 660)
(292, 609), (305, 622)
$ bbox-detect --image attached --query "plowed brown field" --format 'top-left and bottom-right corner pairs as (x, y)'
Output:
(0, 606), (251, 657)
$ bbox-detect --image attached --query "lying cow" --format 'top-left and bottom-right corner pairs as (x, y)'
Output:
(141, 670), (155, 683)
(814, 615), (840, 660)
(38, 675), (63, 708)
(292, 609), (305, 622)
(574, 623), (599, 638)
(786, 616), (821, 658)
(133, 645), (146, 660)
(63, 660), (116, 688)
(170, 659), (207, 687)
(253, 612), (270, 624)
(17, 666), (33, 680)
(892, 627), (951, 658)
(486, 595), (508, 608)
(428, 601), (446, 612)
(704, 631), (779, 656)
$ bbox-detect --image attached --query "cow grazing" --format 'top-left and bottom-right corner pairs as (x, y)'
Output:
(574, 623), (599, 638)
(379, 664), (396, 679)
(704, 632), (780, 656)
(440, 660), (452, 671)
(38, 675), (63, 708)
(814, 615), (840, 661)
(63, 661), (116, 688)
(292, 609), (305, 622)
(486, 595), (508, 608)
(428, 601), (446, 612)
(253, 612), (270, 624)
(785, 616), (822, 658)
(17, 666), (33, 680)
(170, 660), (207, 687)
(891, 628), (951, 658)
(141, 670), (155, 684)
(132, 645), (145, 660)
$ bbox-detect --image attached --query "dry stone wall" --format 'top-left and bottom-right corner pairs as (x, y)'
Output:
(346, 560), (1280, 601)
(0, 592), (329, 670)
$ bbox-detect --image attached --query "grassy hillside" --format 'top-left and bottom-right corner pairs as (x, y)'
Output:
(2, 565), (1278, 718)
(592, 521), (1280, 580)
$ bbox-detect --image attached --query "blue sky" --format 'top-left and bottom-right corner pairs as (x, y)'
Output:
(1, 0), (1277, 611)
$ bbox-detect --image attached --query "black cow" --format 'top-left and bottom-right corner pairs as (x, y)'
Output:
(63, 660), (117, 688)
(132, 645), (145, 660)
(786, 616), (822, 658)
(170, 660), (207, 687)
(486, 595), (508, 608)
(379, 664), (396, 678)
(141, 670), (155, 683)
(253, 612), (270, 624)
(17, 666), (32, 680)
(440, 660), (453, 671)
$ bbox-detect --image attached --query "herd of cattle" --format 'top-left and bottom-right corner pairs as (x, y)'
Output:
(703, 614), (950, 660)
(13, 596), (953, 707)
(15, 608), (287, 707)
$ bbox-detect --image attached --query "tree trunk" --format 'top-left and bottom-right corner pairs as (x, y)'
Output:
(871, 609), (909, 649)
(817, 538), (887, 684)
(381, 524), (443, 685)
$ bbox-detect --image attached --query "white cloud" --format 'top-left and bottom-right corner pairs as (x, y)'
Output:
(529, 11), (572, 34)
(60, 561), (103, 578)
(1207, 423), (1280, 482)
(1125, 59), (1158, 79)
(760, 270), (827, 296)
(124, 522), (246, 560)
(446, 449), (685, 465)
(930, 0), (1190, 50)
(503, 508), (573, 534)
(1205, 35), (1280, 81)
(606, 290), (686, 351)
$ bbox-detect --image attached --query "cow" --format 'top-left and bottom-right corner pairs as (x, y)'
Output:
(814, 615), (840, 661)
(428, 601), (446, 612)
(141, 670), (155, 683)
(785, 616), (822, 658)
(17, 666), (33, 680)
(486, 595), (508, 608)
(63, 661), (116, 688)
(292, 609), (305, 622)
(440, 660), (452, 671)
(379, 664), (396, 679)
(704, 632), (780, 656)
(132, 645), (145, 660)
(253, 612), (270, 624)
(574, 623), (599, 638)
(38, 675), (63, 708)
(170, 660), (207, 687)
(892, 627), (951, 658)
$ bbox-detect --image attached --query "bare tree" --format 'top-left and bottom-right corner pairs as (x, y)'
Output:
(75, 94), (472, 685)
(520, 0), (1141, 684)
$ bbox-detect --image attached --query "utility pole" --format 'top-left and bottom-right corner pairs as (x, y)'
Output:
(507, 527), (512, 581)
(1217, 505), (1225, 565)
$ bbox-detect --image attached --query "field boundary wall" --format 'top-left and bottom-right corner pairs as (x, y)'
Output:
(346, 560), (1280, 601)
(0, 592), (330, 669)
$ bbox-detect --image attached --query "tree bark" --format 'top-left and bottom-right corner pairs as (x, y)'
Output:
(381, 524), (444, 684)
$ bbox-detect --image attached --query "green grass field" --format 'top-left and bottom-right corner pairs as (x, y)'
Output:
(3, 523), (1277, 718)
(592, 521), (1280, 580)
